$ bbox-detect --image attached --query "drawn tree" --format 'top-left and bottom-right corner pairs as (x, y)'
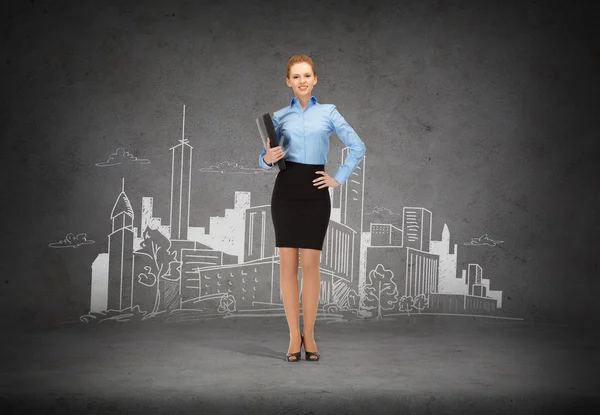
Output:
(362, 264), (399, 320)
(412, 294), (428, 313)
(161, 260), (182, 311)
(136, 227), (179, 318)
(399, 295), (414, 315)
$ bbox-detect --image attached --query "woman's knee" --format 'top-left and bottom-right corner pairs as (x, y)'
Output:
(300, 249), (321, 274)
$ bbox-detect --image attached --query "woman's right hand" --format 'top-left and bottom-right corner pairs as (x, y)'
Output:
(264, 137), (285, 165)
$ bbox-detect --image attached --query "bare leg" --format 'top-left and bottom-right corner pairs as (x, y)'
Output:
(279, 247), (301, 360)
(300, 248), (321, 359)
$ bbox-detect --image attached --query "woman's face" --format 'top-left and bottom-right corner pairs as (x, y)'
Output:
(286, 62), (317, 98)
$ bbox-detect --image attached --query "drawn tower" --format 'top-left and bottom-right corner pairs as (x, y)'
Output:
(430, 223), (460, 294)
(169, 105), (193, 240)
(107, 178), (135, 311)
(336, 149), (365, 290)
(402, 207), (432, 252)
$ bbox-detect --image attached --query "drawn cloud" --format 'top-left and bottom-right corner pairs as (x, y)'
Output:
(365, 206), (400, 216)
(49, 233), (95, 248)
(199, 161), (275, 174)
(464, 234), (504, 246)
(96, 148), (150, 167)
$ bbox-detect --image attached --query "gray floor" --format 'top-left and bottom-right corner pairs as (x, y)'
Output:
(1, 316), (598, 414)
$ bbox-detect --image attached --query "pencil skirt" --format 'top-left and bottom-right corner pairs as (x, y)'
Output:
(271, 160), (332, 251)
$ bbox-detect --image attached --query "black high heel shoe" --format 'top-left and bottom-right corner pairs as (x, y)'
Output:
(285, 335), (303, 362)
(301, 334), (320, 362)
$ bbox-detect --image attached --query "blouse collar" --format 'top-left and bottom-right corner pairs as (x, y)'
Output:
(290, 95), (318, 107)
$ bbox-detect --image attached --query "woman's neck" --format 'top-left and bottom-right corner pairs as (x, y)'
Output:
(296, 95), (310, 109)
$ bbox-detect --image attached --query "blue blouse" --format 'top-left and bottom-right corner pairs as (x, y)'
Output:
(258, 96), (366, 186)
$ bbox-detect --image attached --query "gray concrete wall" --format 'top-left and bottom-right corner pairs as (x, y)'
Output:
(2, 0), (597, 327)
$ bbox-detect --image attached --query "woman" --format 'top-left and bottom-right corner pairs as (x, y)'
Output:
(258, 55), (366, 362)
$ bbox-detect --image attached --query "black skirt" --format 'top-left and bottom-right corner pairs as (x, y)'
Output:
(271, 160), (332, 251)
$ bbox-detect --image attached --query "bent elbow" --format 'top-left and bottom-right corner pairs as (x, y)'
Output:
(355, 141), (366, 158)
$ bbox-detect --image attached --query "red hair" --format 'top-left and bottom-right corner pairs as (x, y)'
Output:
(286, 55), (316, 79)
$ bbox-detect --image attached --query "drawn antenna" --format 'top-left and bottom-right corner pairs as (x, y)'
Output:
(182, 104), (185, 143)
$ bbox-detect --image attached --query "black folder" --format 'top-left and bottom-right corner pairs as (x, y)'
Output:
(256, 113), (286, 171)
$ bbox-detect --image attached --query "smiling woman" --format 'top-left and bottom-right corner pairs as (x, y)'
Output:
(257, 54), (366, 362)
(286, 55), (318, 94)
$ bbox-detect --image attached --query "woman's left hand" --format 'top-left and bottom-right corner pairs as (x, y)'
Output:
(313, 171), (341, 189)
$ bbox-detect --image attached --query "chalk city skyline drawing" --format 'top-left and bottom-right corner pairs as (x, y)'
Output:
(79, 105), (516, 323)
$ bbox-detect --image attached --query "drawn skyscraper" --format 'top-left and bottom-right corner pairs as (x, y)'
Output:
(107, 178), (135, 311)
(170, 105), (193, 240)
(335, 150), (366, 290)
(338, 148), (366, 234)
(430, 223), (463, 294)
(402, 207), (432, 252)
(468, 264), (484, 296)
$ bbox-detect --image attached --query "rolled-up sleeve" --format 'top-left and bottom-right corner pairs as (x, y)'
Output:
(329, 105), (366, 186)
(258, 112), (281, 169)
